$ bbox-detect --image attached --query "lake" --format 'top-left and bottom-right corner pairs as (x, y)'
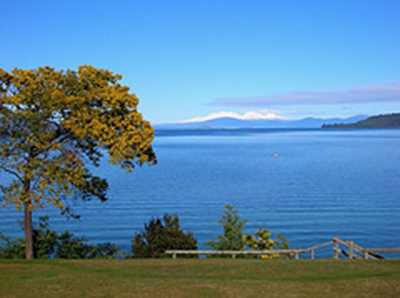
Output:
(1, 129), (400, 258)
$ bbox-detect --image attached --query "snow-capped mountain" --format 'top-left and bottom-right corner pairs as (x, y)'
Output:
(155, 114), (369, 130)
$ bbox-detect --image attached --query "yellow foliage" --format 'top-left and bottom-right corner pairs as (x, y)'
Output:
(0, 65), (156, 214)
(243, 227), (277, 259)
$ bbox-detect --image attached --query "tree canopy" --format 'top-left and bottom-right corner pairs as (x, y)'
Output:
(0, 66), (156, 258)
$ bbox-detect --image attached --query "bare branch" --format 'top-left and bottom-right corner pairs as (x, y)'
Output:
(0, 165), (23, 182)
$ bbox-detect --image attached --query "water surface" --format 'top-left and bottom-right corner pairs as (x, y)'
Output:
(1, 129), (399, 258)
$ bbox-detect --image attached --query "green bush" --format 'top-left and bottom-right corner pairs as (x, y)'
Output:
(0, 216), (120, 259)
(55, 231), (119, 259)
(0, 232), (25, 259)
(131, 214), (197, 258)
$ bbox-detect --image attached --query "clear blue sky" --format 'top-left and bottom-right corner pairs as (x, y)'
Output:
(3, 0), (400, 123)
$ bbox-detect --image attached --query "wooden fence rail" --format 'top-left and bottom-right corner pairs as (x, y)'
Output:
(165, 237), (400, 260)
(332, 237), (400, 260)
(165, 249), (305, 259)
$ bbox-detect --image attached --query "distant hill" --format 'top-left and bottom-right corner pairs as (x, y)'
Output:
(155, 115), (368, 130)
(322, 113), (400, 128)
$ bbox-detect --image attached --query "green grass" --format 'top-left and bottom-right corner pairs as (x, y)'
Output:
(1, 259), (399, 297)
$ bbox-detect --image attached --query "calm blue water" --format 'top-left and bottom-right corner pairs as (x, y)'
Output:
(1, 129), (400, 258)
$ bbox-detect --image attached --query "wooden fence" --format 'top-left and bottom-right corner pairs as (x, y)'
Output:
(332, 237), (400, 260)
(165, 237), (400, 260)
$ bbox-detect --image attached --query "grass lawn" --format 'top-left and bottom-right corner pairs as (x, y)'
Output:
(0, 259), (399, 297)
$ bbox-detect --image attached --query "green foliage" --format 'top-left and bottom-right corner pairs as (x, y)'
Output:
(131, 214), (197, 258)
(322, 113), (400, 128)
(0, 232), (24, 259)
(205, 204), (248, 251)
(32, 215), (58, 258)
(274, 232), (293, 259)
(0, 216), (57, 259)
(275, 232), (290, 250)
(55, 231), (119, 259)
(206, 204), (291, 260)
(0, 217), (120, 259)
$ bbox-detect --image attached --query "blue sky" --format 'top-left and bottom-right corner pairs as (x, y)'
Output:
(2, 0), (400, 123)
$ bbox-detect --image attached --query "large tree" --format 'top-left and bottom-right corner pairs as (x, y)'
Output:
(0, 66), (156, 259)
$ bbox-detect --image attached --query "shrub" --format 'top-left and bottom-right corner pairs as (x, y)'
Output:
(0, 216), (120, 259)
(131, 214), (197, 258)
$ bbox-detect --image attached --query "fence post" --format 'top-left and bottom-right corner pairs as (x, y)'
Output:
(173, 253), (176, 259)
(311, 249), (315, 260)
(348, 241), (354, 259)
(364, 251), (369, 260)
(295, 252), (299, 260)
(333, 237), (339, 259)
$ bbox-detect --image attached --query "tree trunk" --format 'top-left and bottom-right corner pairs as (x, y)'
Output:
(24, 201), (34, 259)
(23, 176), (34, 260)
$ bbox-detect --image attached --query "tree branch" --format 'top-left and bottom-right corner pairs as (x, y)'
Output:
(0, 165), (23, 182)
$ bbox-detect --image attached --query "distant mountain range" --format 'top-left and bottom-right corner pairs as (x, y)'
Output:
(155, 115), (369, 130)
(323, 113), (400, 128)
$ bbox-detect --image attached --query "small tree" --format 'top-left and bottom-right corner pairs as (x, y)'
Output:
(206, 204), (291, 259)
(205, 204), (247, 251)
(0, 66), (156, 259)
(131, 214), (197, 258)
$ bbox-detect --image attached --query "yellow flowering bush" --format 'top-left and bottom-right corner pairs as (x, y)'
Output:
(242, 228), (278, 259)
